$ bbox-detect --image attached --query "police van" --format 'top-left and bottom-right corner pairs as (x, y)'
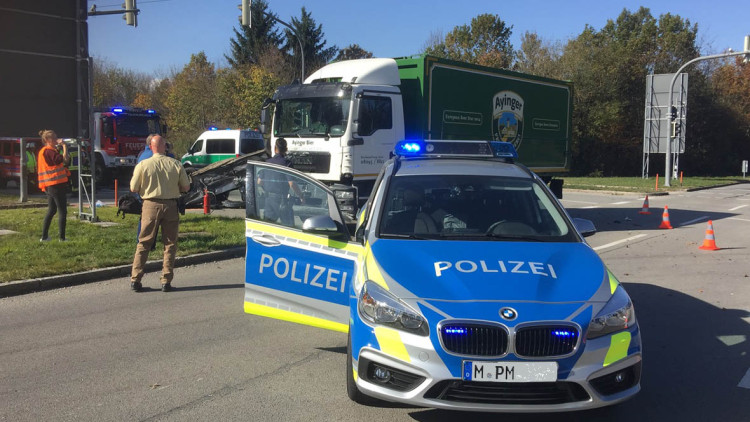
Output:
(181, 128), (265, 170)
(242, 140), (642, 412)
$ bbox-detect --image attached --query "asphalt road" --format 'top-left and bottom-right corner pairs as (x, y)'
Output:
(1, 184), (749, 421)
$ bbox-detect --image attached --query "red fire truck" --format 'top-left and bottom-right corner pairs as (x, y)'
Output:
(92, 107), (165, 183)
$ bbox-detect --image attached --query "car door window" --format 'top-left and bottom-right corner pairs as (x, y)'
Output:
(252, 165), (338, 231)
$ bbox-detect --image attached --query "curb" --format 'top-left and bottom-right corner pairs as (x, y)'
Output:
(0, 246), (246, 298)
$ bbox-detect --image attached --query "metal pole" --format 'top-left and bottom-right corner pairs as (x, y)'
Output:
(665, 50), (749, 187)
(257, 11), (305, 81)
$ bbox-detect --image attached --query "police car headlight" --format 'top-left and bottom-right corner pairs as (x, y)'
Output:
(358, 281), (428, 336)
(586, 286), (635, 339)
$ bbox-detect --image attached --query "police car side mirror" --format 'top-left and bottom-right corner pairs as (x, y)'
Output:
(302, 215), (340, 235)
(573, 218), (596, 237)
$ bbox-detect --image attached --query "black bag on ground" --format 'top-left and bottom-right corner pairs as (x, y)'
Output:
(117, 193), (142, 218)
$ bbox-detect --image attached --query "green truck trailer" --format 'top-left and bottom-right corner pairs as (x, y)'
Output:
(261, 54), (572, 208)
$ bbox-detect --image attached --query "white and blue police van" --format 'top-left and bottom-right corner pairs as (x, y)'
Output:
(242, 139), (642, 412)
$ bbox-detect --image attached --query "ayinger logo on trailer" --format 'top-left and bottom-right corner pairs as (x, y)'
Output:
(492, 91), (524, 149)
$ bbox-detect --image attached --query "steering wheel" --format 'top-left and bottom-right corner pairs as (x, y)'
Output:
(486, 220), (536, 236)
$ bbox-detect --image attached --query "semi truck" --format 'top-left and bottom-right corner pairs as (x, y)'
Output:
(91, 107), (165, 183)
(260, 54), (572, 215)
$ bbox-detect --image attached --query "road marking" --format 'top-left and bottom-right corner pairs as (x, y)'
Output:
(582, 205), (599, 209)
(679, 216), (709, 227)
(593, 234), (648, 251)
(729, 204), (749, 211)
(728, 217), (750, 222)
(611, 201), (631, 205)
(739, 368), (750, 389)
(561, 199), (598, 205)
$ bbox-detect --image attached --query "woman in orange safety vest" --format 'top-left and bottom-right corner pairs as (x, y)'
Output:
(37, 130), (70, 241)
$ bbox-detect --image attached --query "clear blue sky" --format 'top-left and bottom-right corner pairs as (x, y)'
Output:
(87, 0), (748, 76)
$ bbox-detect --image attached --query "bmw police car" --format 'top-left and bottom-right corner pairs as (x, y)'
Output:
(243, 140), (641, 412)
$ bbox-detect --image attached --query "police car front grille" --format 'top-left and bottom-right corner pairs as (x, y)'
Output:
(424, 380), (590, 405)
(287, 152), (330, 174)
(514, 325), (579, 357)
(440, 323), (509, 357)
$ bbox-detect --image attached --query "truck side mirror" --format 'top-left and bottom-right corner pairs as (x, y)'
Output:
(347, 94), (364, 146)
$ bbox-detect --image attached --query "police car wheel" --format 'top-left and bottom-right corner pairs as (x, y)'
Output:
(346, 333), (380, 405)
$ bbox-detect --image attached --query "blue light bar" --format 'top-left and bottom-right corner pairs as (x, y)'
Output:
(112, 107), (124, 113)
(444, 327), (467, 335)
(147, 109), (155, 114)
(208, 126), (218, 131)
(552, 330), (576, 337)
(394, 139), (517, 160)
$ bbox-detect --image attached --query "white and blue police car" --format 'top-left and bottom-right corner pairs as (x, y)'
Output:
(242, 140), (641, 412)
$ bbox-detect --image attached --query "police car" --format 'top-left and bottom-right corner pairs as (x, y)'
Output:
(242, 140), (641, 412)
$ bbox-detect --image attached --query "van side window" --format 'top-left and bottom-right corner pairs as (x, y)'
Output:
(240, 137), (265, 154)
(358, 96), (392, 136)
(207, 139), (234, 154)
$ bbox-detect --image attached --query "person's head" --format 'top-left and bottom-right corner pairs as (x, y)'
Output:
(275, 138), (288, 155)
(39, 130), (58, 146)
(147, 134), (165, 154)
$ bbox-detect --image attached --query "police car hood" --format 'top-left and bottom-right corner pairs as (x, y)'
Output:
(370, 239), (608, 303)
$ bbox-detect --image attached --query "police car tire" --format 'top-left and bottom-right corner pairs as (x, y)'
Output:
(346, 333), (380, 405)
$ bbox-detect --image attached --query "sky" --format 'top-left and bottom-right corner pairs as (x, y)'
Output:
(87, 0), (749, 76)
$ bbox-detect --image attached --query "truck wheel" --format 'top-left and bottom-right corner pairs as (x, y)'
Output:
(346, 333), (381, 405)
(94, 155), (109, 186)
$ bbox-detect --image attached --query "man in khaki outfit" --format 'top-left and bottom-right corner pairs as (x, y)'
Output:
(130, 134), (190, 292)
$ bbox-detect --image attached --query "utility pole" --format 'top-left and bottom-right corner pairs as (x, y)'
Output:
(664, 36), (750, 187)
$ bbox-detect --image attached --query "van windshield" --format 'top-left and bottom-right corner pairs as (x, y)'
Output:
(240, 136), (265, 154)
(274, 97), (351, 137)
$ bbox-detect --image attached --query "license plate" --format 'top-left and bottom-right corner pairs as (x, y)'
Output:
(462, 361), (558, 382)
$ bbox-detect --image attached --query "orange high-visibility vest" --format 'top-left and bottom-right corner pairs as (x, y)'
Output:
(37, 145), (69, 191)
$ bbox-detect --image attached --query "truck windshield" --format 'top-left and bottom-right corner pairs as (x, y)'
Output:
(379, 174), (576, 242)
(115, 116), (161, 137)
(274, 97), (350, 137)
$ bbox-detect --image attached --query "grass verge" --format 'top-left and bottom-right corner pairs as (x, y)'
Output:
(0, 205), (245, 282)
(563, 176), (746, 192)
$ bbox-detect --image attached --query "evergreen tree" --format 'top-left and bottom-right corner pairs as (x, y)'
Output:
(283, 7), (338, 78)
(225, 0), (283, 67)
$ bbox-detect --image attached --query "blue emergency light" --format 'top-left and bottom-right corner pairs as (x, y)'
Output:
(208, 126), (218, 131)
(112, 107), (124, 113)
(393, 139), (518, 160)
(147, 109), (156, 114)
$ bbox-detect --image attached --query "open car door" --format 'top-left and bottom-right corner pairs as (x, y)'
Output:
(243, 162), (362, 333)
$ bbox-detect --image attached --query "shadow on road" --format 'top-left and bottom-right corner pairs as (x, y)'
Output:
(568, 207), (738, 233)
(406, 283), (750, 421)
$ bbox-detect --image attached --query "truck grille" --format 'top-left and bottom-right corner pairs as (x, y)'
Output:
(440, 323), (509, 357)
(287, 151), (330, 174)
(424, 380), (590, 405)
(515, 325), (579, 357)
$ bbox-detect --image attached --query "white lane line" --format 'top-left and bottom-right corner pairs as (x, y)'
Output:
(739, 368), (750, 389)
(582, 205), (599, 209)
(561, 199), (598, 205)
(729, 217), (750, 222)
(593, 234), (648, 251)
(611, 201), (631, 205)
(729, 204), (749, 211)
(679, 216), (709, 227)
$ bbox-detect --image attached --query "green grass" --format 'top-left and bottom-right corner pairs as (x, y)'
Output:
(563, 176), (746, 192)
(0, 205), (245, 282)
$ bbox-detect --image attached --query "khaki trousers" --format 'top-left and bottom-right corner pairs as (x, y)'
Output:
(131, 198), (179, 284)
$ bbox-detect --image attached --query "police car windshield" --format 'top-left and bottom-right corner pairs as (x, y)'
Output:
(378, 175), (576, 242)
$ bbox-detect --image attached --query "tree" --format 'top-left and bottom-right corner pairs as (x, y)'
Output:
(164, 52), (219, 148)
(283, 7), (338, 77)
(92, 57), (151, 108)
(225, 0), (283, 67)
(334, 44), (373, 61)
(216, 65), (281, 130)
(514, 32), (562, 78)
(424, 14), (514, 68)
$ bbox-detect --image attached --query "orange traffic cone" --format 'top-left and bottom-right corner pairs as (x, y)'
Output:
(659, 206), (673, 229)
(699, 220), (720, 251)
(638, 195), (651, 215)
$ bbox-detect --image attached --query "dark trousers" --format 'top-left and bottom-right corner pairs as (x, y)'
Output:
(42, 183), (68, 240)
